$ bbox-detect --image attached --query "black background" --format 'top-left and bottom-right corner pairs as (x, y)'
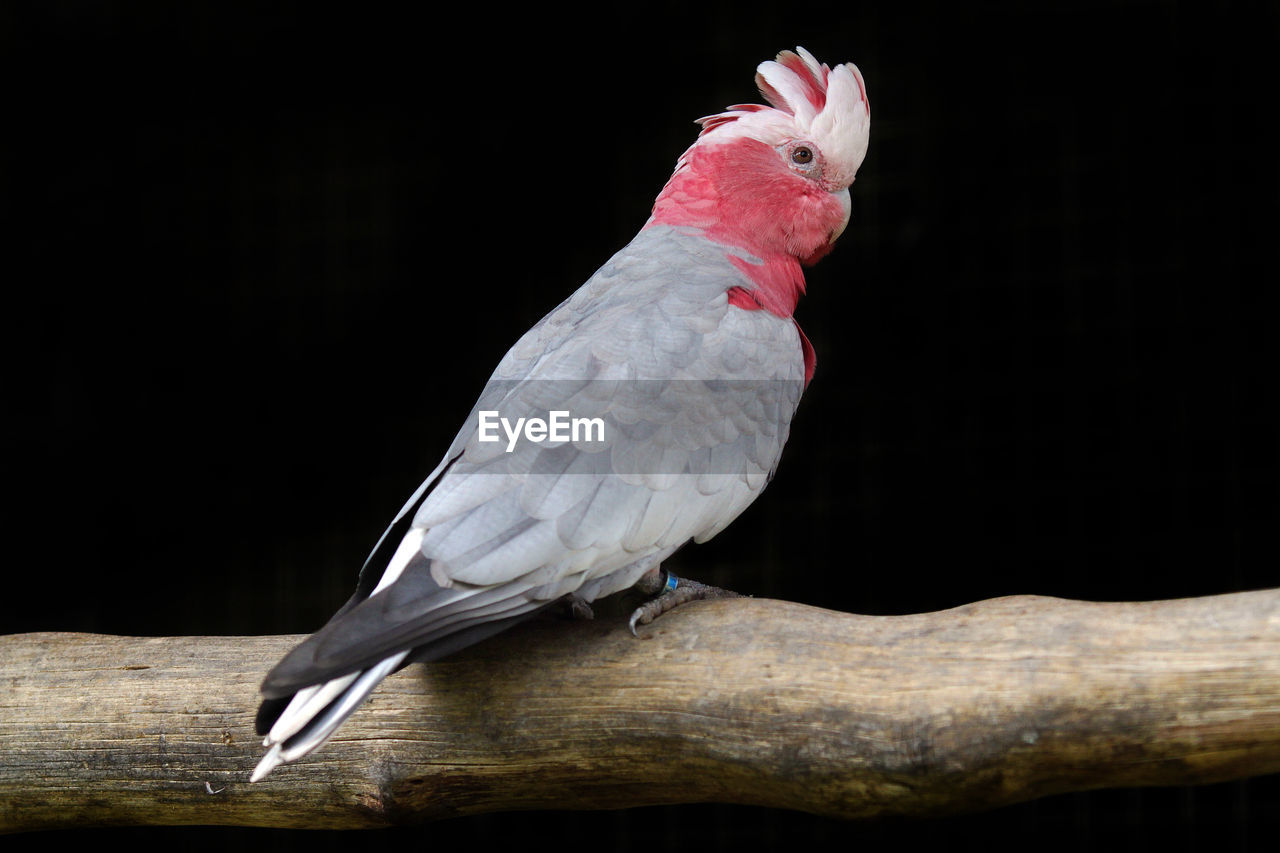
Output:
(5, 1), (1278, 849)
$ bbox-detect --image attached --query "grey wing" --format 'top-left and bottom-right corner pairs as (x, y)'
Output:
(260, 227), (808, 694)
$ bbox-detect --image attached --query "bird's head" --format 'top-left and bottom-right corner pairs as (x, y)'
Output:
(650, 47), (870, 267)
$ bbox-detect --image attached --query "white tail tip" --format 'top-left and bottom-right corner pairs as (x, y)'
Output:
(250, 743), (285, 782)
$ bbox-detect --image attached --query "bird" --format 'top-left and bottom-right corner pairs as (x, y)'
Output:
(251, 46), (870, 781)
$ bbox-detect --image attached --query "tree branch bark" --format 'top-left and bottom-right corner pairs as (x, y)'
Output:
(2, 590), (1278, 833)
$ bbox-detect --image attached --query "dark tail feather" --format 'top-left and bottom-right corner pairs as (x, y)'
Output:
(255, 695), (291, 737)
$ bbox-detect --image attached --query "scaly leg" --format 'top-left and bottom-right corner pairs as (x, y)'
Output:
(628, 568), (743, 635)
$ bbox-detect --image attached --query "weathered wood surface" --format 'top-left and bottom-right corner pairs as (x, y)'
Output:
(2, 590), (1278, 833)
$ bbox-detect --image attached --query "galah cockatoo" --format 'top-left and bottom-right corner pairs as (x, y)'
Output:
(252, 46), (870, 781)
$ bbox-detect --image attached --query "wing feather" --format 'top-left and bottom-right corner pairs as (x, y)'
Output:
(266, 226), (808, 696)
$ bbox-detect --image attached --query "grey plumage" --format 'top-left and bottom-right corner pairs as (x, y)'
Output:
(252, 228), (806, 778)
(253, 44), (870, 778)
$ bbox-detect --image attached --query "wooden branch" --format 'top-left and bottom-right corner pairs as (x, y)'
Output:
(2, 590), (1278, 832)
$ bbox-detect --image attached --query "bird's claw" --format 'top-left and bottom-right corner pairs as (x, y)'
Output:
(557, 593), (595, 621)
(627, 570), (743, 635)
(569, 596), (595, 621)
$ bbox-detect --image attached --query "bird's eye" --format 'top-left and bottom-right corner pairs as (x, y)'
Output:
(781, 141), (822, 178)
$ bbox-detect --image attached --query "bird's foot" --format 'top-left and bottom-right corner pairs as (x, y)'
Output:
(557, 593), (595, 621)
(628, 569), (743, 635)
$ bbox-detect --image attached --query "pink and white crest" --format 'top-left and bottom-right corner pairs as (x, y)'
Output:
(695, 47), (870, 192)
